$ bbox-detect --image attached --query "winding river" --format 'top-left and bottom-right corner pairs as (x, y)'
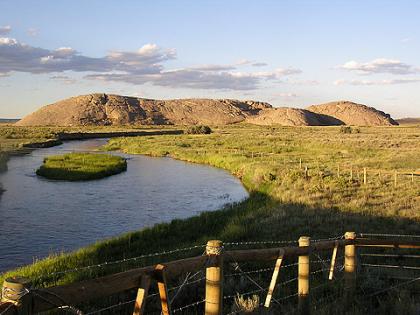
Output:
(0, 139), (248, 272)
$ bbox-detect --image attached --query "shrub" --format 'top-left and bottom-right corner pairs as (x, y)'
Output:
(185, 125), (212, 134)
(340, 126), (352, 134)
(340, 126), (360, 134)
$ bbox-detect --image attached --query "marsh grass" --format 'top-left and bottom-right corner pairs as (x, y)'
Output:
(36, 153), (127, 181)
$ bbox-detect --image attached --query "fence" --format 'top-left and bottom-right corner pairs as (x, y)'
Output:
(1, 232), (419, 315)
(168, 145), (419, 187)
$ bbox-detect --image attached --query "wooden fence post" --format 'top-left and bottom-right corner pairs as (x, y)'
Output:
(337, 165), (340, 178)
(344, 232), (357, 306)
(304, 166), (308, 179)
(350, 168), (353, 182)
(299, 158), (302, 169)
(154, 265), (171, 315)
(205, 240), (223, 315)
(298, 236), (310, 315)
(1, 277), (32, 315)
(264, 249), (285, 308)
(328, 242), (339, 280)
(363, 168), (367, 185)
(133, 275), (151, 315)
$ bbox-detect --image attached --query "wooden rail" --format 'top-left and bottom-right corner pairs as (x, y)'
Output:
(1, 233), (419, 315)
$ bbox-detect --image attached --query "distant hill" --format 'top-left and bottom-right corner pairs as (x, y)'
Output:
(0, 118), (19, 124)
(396, 118), (420, 125)
(16, 94), (271, 126)
(16, 94), (398, 127)
(307, 101), (398, 126)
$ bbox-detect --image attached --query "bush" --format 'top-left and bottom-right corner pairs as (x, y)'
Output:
(185, 125), (212, 134)
(340, 126), (360, 134)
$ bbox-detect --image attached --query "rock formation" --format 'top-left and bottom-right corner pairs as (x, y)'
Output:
(16, 94), (271, 126)
(17, 94), (398, 127)
(307, 101), (398, 126)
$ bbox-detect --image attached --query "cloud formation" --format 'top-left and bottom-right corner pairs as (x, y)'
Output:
(0, 26), (11, 35)
(338, 58), (419, 75)
(334, 78), (420, 85)
(0, 37), (175, 75)
(0, 37), (302, 90)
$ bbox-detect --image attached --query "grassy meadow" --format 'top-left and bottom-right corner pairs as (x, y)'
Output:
(0, 123), (419, 313)
(36, 153), (127, 181)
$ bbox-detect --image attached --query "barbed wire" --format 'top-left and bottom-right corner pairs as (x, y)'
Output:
(35, 244), (206, 280)
(359, 233), (420, 239)
(361, 263), (420, 271)
(224, 262), (299, 278)
(223, 288), (265, 301)
(360, 253), (420, 259)
(169, 271), (203, 303)
(172, 299), (205, 313)
(84, 299), (135, 315)
(224, 240), (297, 246)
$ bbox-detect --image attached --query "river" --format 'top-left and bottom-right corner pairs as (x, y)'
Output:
(0, 139), (248, 272)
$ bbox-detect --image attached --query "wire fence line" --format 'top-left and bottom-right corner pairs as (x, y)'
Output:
(1, 234), (419, 315)
(28, 244), (207, 282)
(359, 233), (420, 239)
(22, 235), (344, 283)
(361, 263), (420, 271)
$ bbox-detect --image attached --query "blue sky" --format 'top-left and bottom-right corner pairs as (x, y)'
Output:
(1, 0), (420, 118)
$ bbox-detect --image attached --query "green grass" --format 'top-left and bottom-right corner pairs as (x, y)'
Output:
(36, 153), (127, 181)
(0, 124), (419, 313)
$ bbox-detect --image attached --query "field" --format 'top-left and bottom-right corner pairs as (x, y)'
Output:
(0, 124), (419, 313)
(36, 153), (127, 181)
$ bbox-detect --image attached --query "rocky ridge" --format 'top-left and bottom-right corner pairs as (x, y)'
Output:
(16, 94), (398, 127)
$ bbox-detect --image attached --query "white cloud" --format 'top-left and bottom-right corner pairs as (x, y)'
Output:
(0, 36), (302, 91)
(338, 58), (419, 75)
(334, 78), (420, 85)
(0, 37), (174, 74)
(0, 37), (17, 45)
(0, 26), (11, 35)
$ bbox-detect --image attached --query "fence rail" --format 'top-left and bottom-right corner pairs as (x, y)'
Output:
(1, 232), (419, 315)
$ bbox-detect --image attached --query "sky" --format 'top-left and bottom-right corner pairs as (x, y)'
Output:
(0, 0), (420, 118)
